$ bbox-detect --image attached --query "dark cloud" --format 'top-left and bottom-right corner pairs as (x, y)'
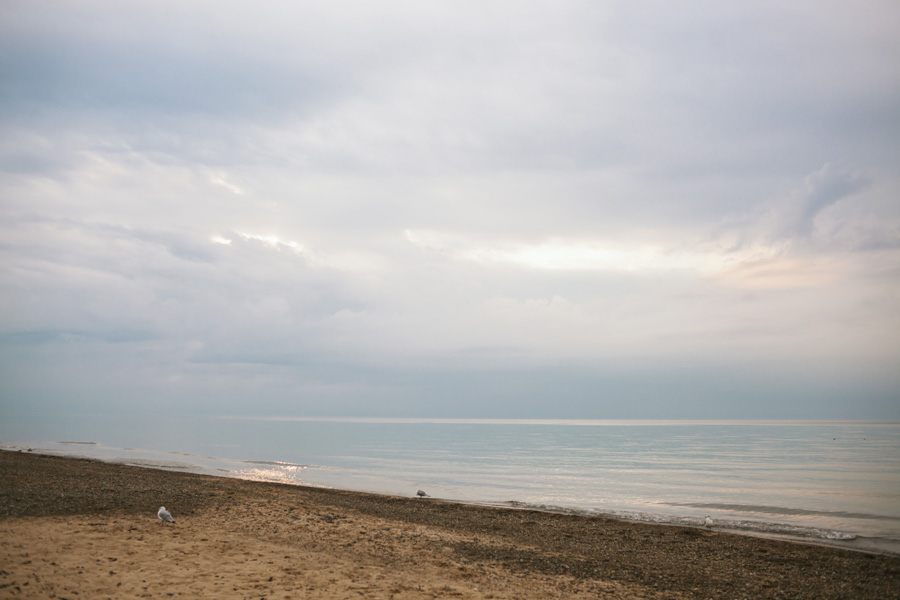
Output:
(798, 164), (869, 233)
(0, 3), (347, 120)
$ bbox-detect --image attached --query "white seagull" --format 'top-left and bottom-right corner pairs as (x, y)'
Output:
(158, 506), (175, 524)
(704, 515), (713, 529)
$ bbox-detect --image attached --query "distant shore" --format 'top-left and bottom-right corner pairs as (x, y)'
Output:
(2, 450), (898, 599)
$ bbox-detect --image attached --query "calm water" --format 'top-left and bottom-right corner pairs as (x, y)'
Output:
(2, 415), (899, 553)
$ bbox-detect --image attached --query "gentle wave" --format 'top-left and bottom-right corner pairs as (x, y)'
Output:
(240, 459), (312, 469)
(233, 465), (334, 489)
(109, 458), (196, 470)
(665, 502), (894, 521)
(503, 501), (858, 541)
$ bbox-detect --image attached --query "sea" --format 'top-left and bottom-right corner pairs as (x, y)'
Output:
(2, 415), (899, 555)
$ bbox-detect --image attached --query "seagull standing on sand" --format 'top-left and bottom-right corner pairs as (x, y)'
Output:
(158, 506), (175, 524)
(704, 515), (713, 529)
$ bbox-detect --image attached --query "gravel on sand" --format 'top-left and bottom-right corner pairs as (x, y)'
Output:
(1, 450), (898, 599)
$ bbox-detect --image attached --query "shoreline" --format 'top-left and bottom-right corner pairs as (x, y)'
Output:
(451, 499), (899, 558)
(6, 443), (897, 557)
(3, 450), (900, 599)
(471, 498), (900, 556)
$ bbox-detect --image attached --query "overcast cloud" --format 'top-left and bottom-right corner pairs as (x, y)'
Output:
(1, 1), (898, 419)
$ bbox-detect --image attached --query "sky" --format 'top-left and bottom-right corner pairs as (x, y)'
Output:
(1, 1), (898, 420)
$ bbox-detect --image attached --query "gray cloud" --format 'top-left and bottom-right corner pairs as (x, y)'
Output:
(0, 2), (348, 117)
(798, 164), (868, 233)
(1, 1), (899, 420)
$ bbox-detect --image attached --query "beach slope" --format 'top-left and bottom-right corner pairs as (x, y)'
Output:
(1, 451), (898, 599)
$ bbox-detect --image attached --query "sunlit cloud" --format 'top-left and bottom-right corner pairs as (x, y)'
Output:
(404, 229), (784, 275)
(237, 232), (304, 253)
(713, 257), (846, 291)
(209, 173), (245, 195)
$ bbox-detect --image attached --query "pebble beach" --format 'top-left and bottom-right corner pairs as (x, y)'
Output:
(1, 450), (898, 599)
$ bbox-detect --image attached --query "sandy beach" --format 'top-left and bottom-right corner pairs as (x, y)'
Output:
(1, 451), (898, 599)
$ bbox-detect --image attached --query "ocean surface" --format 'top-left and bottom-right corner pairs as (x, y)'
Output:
(2, 415), (899, 554)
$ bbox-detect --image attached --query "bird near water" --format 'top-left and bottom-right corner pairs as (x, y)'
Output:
(704, 515), (713, 529)
(416, 490), (429, 498)
(158, 506), (175, 523)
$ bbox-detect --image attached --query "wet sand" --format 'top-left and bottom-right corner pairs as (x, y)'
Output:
(1, 450), (898, 599)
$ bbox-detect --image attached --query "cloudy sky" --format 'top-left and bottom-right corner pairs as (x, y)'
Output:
(1, 1), (898, 420)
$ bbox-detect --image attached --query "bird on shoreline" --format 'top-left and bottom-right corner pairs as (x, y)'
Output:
(416, 490), (429, 498)
(158, 506), (175, 524)
(704, 515), (713, 529)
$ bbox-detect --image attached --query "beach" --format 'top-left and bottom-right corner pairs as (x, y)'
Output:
(1, 451), (898, 599)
